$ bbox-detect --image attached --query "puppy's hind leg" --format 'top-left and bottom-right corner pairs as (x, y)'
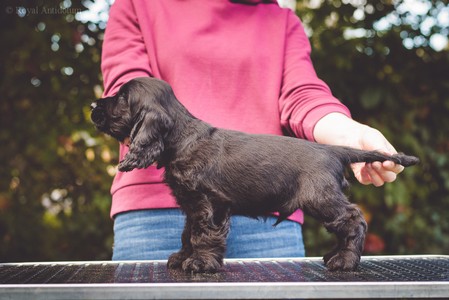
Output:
(301, 186), (367, 271)
(322, 198), (367, 271)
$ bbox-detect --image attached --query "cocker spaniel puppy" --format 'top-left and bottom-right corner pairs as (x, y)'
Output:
(91, 77), (419, 273)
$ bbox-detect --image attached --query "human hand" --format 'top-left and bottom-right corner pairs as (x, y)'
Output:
(313, 113), (405, 187)
(350, 126), (405, 187)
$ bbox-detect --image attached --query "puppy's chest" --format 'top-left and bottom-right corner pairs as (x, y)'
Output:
(164, 159), (209, 192)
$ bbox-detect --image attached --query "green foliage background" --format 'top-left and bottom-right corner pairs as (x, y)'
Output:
(0, 0), (448, 262)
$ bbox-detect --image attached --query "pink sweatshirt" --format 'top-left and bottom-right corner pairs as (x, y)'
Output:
(101, 0), (351, 223)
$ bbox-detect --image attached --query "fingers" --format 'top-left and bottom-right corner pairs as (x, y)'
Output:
(365, 163), (385, 187)
(370, 162), (394, 187)
(358, 161), (405, 187)
(382, 160), (405, 173)
(352, 162), (372, 185)
(350, 126), (405, 186)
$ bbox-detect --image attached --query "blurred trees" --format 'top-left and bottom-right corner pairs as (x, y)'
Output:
(0, 0), (448, 262)
(0, 0), (116, 261)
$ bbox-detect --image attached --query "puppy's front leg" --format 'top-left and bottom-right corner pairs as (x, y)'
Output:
(167, 216), (193, 269)
(181, 199), (231, 273)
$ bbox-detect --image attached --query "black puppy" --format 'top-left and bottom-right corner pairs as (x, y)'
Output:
(91, 77), (419, 272)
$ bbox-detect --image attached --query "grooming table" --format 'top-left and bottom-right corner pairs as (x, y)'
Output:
(0, 255), (448, 299)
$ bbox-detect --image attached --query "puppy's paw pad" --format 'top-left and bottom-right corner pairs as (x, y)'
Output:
(323, 249), (340, 264)
(182, 256), (221, 273)
(325, 251), (360, 271)
(167, 252), (188, 269)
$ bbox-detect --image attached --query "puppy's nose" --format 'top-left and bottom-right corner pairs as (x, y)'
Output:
(90, 103), (106, 126)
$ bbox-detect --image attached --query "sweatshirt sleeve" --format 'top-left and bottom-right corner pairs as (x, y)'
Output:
(279, 12), (351, 141)
(101, 0), (152, 97)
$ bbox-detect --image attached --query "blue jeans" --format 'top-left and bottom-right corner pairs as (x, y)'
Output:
(112, 209), (305, 260)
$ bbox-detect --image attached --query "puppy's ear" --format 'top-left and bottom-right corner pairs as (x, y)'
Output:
(118, 108), (173, 172)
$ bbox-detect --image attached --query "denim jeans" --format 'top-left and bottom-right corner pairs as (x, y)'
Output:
(112, 209), (305, 260)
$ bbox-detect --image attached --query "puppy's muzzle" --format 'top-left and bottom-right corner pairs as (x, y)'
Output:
(90, 101), (106, 127)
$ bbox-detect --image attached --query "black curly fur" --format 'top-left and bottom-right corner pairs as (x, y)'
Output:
(91, 77), (419, 273)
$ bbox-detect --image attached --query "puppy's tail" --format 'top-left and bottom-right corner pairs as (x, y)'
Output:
(336, 147), (419, 167)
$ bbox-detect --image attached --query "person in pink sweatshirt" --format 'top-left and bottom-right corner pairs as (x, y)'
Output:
(101, 0), (405, 260)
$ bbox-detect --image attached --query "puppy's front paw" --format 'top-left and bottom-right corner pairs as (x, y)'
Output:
(167, 251), (189, 269)
(324, 250), (360, 271)
(181, 254), (222, 273)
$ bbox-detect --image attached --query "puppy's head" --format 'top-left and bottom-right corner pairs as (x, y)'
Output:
(90, 94), (132, 144)
(91, 77), (175, 172)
